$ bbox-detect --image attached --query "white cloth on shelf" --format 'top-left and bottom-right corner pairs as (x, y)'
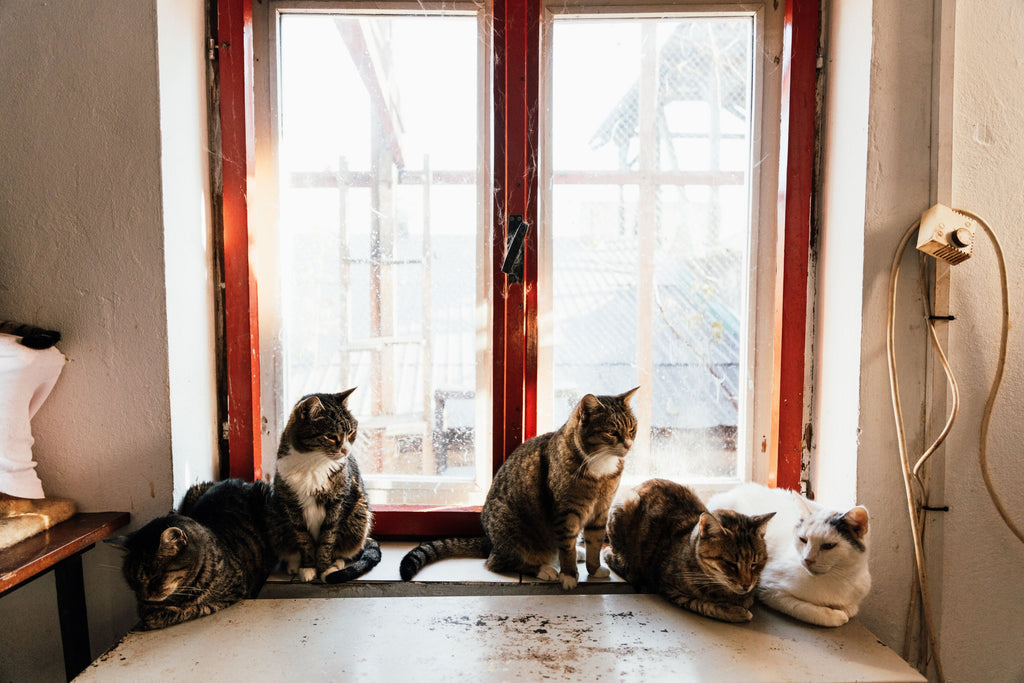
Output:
(0, 333), (66, 498)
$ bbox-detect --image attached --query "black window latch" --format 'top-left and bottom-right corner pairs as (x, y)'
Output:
(501, 215), (529, 283)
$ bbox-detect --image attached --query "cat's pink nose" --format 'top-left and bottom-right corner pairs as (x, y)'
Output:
(624, 438), (634, 449)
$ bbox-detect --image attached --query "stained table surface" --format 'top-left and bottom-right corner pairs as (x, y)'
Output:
(78, 593), (925, 682)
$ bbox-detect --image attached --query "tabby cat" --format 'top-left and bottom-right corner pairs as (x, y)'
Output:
(269, 388), (379, 584)
(603, 478), (775, 623)
(113, 478), (277, 630)
(708, 482), (871, 627)
(400, 388), (639, 589)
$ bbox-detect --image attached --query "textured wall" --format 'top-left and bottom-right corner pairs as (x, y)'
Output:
(812, 0), (872, 509)
(815, 1), (1024, 681)
(158, 0), (220, 503)
(942, 2), (1024, 681)
(852, 0), (938, 662)
(0, 1), (214, 680)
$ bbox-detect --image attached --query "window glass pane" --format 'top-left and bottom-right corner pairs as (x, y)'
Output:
(547, 17), (753, 483)
(277, 13), (490, 506)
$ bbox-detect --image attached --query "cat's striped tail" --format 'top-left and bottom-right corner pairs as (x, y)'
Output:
(322, 538), (383, 585)
(399, 537), (491, 581)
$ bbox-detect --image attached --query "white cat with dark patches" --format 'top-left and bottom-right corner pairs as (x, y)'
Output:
(707, 482), (871, 627)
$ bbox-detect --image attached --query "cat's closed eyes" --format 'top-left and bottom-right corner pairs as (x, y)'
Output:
(708, 482), (871, 627)
(604, 478), (774, 623)
(400, 388), (639, 588)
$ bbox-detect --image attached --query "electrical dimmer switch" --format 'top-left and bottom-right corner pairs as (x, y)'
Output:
(917, 203), (975, 264)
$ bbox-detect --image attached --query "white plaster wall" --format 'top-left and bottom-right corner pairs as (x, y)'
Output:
(157, 0), (220, 502)
(812, 0), (871, 510)
(940, 2), (1024, 681)
(0, 1), (213, 680)
(848, 0), (938, 662)
(816, 0), (1024, 680)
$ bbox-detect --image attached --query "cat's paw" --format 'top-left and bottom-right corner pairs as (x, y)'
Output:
(698, 602), (753, 623)
(588, 565), (610, 579)
(559, 572), (578, 591)
(537, 565), (559, 581)
(284, 553), (301, 575)
(296, 567), (317, 583)
(721, 606), (754, 623)
(818, 609), (850, 628)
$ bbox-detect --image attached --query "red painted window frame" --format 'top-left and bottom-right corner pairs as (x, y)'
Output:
(492, 0), (541, 486)
(213, 0), (815, 532)
(771, 0), (819, 491)
(217, 0), (262, 482)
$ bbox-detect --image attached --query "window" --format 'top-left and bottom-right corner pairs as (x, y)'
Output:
(219, 0), (811, 534)
(272, 11), (493, 509)
(540, 14), (758, 489)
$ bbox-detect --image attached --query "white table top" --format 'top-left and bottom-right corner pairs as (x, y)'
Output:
(78, 593), (925, 682)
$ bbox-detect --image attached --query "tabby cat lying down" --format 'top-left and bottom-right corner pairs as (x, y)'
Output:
(112, 479), (277, 630)
(604, 479), (775, 623)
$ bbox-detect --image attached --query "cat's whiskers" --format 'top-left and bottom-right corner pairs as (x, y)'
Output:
(572, 450), (604, 480)
(670, 570), (725, 586)
(574, 447), (622, 481)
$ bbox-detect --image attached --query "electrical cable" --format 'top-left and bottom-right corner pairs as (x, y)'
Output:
(911, 251), (959, 490)
(886, 219), (946, 683)
(888, 207), (1021, 683)
(955, 210), (1022, 543)
(902, 250), (954, 671)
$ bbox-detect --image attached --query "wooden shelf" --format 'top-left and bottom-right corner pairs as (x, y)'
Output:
(0, 510), (130, 680)
(0, 511), (130, 595)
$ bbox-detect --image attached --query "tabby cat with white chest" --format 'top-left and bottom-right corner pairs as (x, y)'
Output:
(269, 388), (381, 584)
(114, 479), (277, 630)
(603, 479), (775, 623)
(400, 388), (639, 589)
(707, 482), (870, 627)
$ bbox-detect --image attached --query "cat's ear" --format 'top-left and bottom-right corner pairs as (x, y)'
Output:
(844, 506), (870, 539)
(158, 527), (188, 557)
(751, 512), (776, 537)
(577, 394), (605, 417)
(298, 395), (326, 419)
(698, 512), (725, 538)
(619, 386), (641, 405)
(336, 387), (357, 404)
(796, 495), (814, 517)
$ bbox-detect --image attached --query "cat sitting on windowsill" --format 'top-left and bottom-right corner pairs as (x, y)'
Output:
(708, 483), (871, 627)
